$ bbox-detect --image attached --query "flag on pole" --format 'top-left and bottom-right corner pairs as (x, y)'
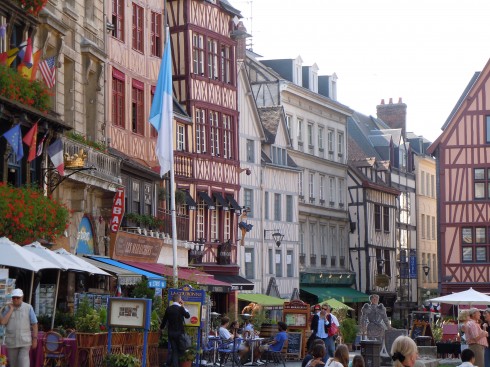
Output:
(5, 47), (20, 67)
(149, 30), (173, 177)
(18, 49), (42, 80)
(0, 24), (6, 40)
(19, 37), (33, 68)
(47, 138), (64, 176)
(2, 124), (24, 161)
(22, 122), (38, 162)
(37, 131), (48, 157)
(39, 56), (56, 88)
(115, 283), (122, 297)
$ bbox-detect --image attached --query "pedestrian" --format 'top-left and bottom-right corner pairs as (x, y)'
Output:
(391, 335), (418, 367)
(160, 293), (191, 367)
(458, 348), (476, 367)
(305, 343), (326, 367)
(465, 308), (488, 367)
(482, 308), (490, 367)
(303, 339), (327, 367)
(0, 289), (38, 367)
(324, 305), (340, 359)
(326, 344), (349, 367)
(349, 355), (365, 367)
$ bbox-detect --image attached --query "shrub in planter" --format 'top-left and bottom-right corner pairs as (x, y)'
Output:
(104, 353), (141, 367)
(340, 318), (359, 344)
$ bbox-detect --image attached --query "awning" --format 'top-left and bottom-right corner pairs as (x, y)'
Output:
(319, 298), (354, 311)
(226, 194), (241, 211)
(88, 256), (166, 287)
(198, 192), (215, 209)
(214, 274), (254, 291)
(185, 191), (197, 210)
(237, 293), (284, 310)
(213, 193), (229, 211)
(301, 286), (369, 303)
(82, 257), (142, 285)
(121, 261), (232, 293)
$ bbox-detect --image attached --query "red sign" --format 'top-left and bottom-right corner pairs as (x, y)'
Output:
(110, 188), (125, 232)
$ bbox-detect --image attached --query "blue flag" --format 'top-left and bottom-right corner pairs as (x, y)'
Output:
(149, 30), (173, 177)
(3, 124), (23, 161)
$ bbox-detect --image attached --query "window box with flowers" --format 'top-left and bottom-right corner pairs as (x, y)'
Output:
(14, 0), (48, 16)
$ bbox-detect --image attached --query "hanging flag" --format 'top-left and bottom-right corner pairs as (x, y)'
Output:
(22, 122), (38, 162)
(0, 24), (6, 40)
(16, 40), (28, 60)
(6, 47), (20, 67)
(149, 30), (173, 177)
(39, 56), (56, 88)
(115, 283), (122, 297)
(2, 124), (24, 161)
(47, 138), (64, 176)
(20, 38), (33, 68)
(18, 49), (41, 80)
(36, 131), (48, 157)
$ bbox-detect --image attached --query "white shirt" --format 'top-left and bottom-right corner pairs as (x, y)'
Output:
(326, 358), (344, 367)
(219, 326), (232, 340)
(326, 313), (340, 327)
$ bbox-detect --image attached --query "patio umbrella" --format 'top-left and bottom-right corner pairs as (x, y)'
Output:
(320, 298), (354, 311)
(0, 237), (62, 303)
(53, 248), (110, 276)
(428, 288), (490, 306)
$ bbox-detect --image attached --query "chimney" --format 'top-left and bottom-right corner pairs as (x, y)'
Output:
(376, 97), (407, 138)
(233, 21), (249, 61)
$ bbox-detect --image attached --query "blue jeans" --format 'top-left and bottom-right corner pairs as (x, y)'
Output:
(484, 346), (490, 367)
(325, 336), (335, 359)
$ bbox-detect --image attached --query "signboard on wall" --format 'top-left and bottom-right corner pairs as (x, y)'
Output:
(113, 231), (163, 262)
(76, 217), (94, 255)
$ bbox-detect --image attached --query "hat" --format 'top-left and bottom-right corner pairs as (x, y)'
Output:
(11, 289), (23, 297)
(314, 304), (321, 310)
(469, 308), (480, 315)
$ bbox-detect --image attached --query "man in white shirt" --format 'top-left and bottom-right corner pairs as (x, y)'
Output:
(324, 305), (339, 359)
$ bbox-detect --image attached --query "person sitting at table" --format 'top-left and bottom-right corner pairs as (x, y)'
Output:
(458, 348), (476, 367)
(258, 322), (288, 362)
(219, 317), (235, 342)
(243, 319), (256, 339)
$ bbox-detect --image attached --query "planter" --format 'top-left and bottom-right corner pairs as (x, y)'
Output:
(76, 332), (108, 348)
(158, 347), (168, 366)
(148, 331), (160, 344)
(180, 361), (192, 367)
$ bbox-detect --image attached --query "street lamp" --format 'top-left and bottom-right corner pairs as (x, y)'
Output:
(264, 230), (284, 248)
(422, 264), (430, 277)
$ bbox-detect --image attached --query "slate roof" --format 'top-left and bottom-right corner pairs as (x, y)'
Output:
(258, 106), (283, 144)
(219, 0), (242, 17)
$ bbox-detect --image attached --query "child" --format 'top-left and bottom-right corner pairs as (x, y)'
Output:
(458, 349), (476, 367)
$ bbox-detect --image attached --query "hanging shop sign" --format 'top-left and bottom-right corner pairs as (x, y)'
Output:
(110, 187), (125, 233)
(76, 216), (95, 255)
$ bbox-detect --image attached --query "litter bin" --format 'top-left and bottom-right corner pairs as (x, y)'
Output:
(360, 340), (382, 367)
(416, 336), (432, 346)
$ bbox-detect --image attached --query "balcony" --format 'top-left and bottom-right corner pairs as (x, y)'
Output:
(157, 209), (189, 241)
(61, 136), (121, 189)
(174, 151), (194, 178)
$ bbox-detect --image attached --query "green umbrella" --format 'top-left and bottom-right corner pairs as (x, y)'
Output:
(320, 298), (354, 311)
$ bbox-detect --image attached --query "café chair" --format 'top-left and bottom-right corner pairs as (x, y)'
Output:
(65, 329), (76, 339)
(218, 338), (242, 366)
(43, 331), (66, 367)
(260, 339), (287, 367)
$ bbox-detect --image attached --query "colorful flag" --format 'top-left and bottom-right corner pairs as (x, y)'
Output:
(2, 124), (23, 161)
(115, 283), (122, 297)
(149, 30), (173, 177)
(16, 40), (28, 60)
(36, 131), (48, 157)
(39, 56), (56, 88)
(22, 122), (38, 162)
(0, 24), (6, 40)
(18, 49), (41, 80)
(6, 47), (20, 67)
(20, 38), (33, 68)
(47, 138), (64, 176)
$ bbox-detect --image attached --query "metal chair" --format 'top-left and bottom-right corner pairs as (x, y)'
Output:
(261, 339), (287, 367)
(218, 337), (242, 366)
(43, 331), (67, 367)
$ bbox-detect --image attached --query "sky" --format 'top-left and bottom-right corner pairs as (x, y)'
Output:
(231, 0), (490, 142)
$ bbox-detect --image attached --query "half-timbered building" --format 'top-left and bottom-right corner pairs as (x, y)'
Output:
(428, 61), (490, 296)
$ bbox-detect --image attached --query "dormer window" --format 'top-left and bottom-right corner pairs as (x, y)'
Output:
(271, 146), (287, 166)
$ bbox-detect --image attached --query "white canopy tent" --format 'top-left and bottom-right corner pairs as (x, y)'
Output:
(0, 237), (62, 304)
(428, 288), (490, 306)
(53, 248), (110, 276)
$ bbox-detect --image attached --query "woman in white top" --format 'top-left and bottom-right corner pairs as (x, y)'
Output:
(326, 344), (349, 367)
(391, 336), (418, 367)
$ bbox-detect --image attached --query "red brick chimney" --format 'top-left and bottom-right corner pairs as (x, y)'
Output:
(234, 21), (248, 61)
(376, 97), (407, 138)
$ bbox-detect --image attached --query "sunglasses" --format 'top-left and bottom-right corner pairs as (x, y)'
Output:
(322, 308), (328, 310)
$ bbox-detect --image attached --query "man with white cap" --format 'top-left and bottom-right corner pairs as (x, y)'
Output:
(0, 288), (38, 367)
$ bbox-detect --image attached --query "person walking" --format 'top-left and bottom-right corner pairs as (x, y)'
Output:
(160, 293), (191, 367)
(0, 289), (38, 367)
(324, 305), (339, 359)
(465, 308), (488, 367)
(483, 308), (490, 367)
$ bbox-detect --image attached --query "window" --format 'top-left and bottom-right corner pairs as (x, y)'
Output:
(320, 225), (326, 257)
(210, 208), (219, 241)
(150, 87), (157, 137)
(287, 250), (293, 277)
(195, 108), (206, 153)
(309, 172), (314, 199)
(431, 175), (435, 198)
(245, 248), (254, 279)
(224, 210), (231, 239)
(220, 45), (231, 83)
(132, 3), (144, 52)
(112, 69), (125, 127)
(427, 215), (431, 240)
(223, 115), (233, 159)
(318, 126), (324, 150)
(112, 0), (124, 41)
(299, 223), (305, 254)
(275, 250), (282, 277)
(131, 80), (144, 134)
(310, 223), (315, 259)
(421, 214), (425, 239)
(196, 201), (205, 239)
(286, 195), (293, 222)
(320, 175), (325, 201)
(337, 132), (344, 158)
(274, 193), (281, 221)
(299, 172), (304, 196)
(374, 204), (381, 230)
(338, 179), (344, 206)
(329, 177), (335, 205)
(476, 227), (486, 243)
(246, 139), (254, 163)
(209, 110), (220, 156)
(307, 123), (313, 146)
(150, 12), (162, 56)
(132, 180), (141, 213)
(297, 119), (303, 142)
(264, 192), (269, 220)
(474, 168), (490, 199)
(383, 206), (389, 232)
(244, 189), (253, 218)
(328, 129), (334, 159)
(420, 171), (425, 196)
(460, 227), (490, 263)
(271, 146), (287, 166)
(177, 124), (185, 151)
(208, 39), (218, 79)
(432, 216), (436, 240)
(192, 34), (205, 75)
(285, 115), (292, 138)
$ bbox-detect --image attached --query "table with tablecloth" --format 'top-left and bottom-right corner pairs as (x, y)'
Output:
(1, 333), (76, 367)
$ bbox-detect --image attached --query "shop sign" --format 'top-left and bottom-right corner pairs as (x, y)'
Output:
(110, 188), (125, 233)
(76, 217), (94, 254)
(113, 231), (162, 262)
(148, 278), (166, 288)
(218, 241), (232, 265)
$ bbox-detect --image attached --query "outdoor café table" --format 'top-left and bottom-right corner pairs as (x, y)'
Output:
(243, 337), (264, 366)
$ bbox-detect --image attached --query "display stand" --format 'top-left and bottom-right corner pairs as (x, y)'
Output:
(282, 300), (310, 360)
(35, 284), (56, 316)
(0, 269), (15, 343)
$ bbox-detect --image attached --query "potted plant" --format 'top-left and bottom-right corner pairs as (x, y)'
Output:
(179, 344), (198, 367)
(104, 353), (141, 367)
(339, 318), (358, 351)
(75, 299), (107, 347)
(125, 212), (142, 227)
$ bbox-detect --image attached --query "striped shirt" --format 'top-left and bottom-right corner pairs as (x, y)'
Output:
(465, 320), (488, 347)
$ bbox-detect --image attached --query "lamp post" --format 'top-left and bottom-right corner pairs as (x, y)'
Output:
(264, 229), (284, 248)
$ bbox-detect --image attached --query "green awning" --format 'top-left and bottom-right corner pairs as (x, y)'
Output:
(320, 298), (354, 311)
(237, 293), (285, 310)
(301, 286), (369, 303)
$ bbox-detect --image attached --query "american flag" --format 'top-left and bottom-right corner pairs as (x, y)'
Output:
(39, 56), (56, 88)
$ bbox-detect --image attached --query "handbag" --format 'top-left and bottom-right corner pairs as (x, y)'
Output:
(178, 333), (192, 351)
(328, 322), (338, 337)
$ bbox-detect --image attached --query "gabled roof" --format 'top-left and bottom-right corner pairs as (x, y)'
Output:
(219, 0), (242, 17)
(258, 106), (282, 144)
(368, 134), (392, 147)
(347, 114), (382, 161)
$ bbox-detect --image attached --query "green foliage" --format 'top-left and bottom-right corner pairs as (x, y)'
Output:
(250, 310), (274, 330)
(0, 183), (69, 244)
(340, 318), (359, 344)
(55, 312), (76, 330)
(37, 314), (51, 331)
(179, 343), (199, 362)
(432, 325), (442, 342)
(66, 131), (107, 152)
(390, 319), (405, 329)
(104, 353), (142, 367)
(130, 279), (155, 301)
(75, 299), (102, 333)
(0, 64), (51, 111)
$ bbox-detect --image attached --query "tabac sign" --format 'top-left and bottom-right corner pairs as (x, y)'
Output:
(110, 188), (125, 233)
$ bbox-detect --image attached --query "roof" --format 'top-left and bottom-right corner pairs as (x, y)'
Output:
(213, 274), (254, 291)
(109, 147), (161, 179)
(257, 106), (283, 144)
(88, 256), (165, 281)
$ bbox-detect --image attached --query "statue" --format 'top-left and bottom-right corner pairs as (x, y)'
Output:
(360, 294), (391, 340)
(238, 210), (253, 246)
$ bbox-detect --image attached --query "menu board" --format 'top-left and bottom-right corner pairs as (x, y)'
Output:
(36, 284), (56, 316)
(285, 313), (307, 328)
(287, 332), (302, 359)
